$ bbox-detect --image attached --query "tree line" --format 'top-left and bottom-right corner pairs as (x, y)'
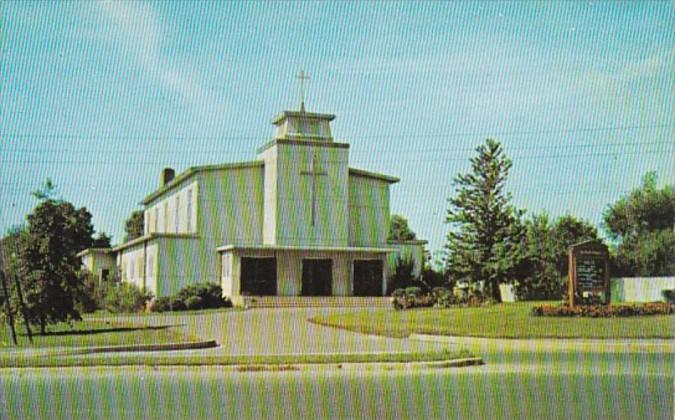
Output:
(442, 139), (674, 302)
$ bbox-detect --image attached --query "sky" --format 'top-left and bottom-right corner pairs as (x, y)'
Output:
(1, 2), (673, 256)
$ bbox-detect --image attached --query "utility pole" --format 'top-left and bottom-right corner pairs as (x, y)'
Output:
(13, 275), (32, 344)
(0, 271), (18, 346)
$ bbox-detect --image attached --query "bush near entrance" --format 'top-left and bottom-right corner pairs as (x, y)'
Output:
(150, 282), (231, 312)
(531, 302), (674, 317)
(391, 286), (495, 310)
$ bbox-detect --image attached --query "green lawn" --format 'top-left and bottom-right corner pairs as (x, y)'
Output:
(309, 302), (675, 339)
(0, 320), (194, 349)
(0, 348), (474, 368)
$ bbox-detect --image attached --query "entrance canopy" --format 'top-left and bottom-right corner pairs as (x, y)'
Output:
(216, 244), (397, 254)
(217, 244), (398, 303)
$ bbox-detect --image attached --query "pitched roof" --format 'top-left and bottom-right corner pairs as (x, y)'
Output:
(141, 161), (264, 204)
(348, 167), (399, 183)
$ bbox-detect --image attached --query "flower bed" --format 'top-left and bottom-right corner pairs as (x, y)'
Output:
(531, 302), (674, 317)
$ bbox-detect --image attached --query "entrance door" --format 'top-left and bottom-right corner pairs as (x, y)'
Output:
(240, 257), (277, 295)
(353, 260), (383, 296)
(301, 259), (332, 296)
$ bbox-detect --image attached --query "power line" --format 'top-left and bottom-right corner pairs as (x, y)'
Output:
(1, 123), (671, 142)
(1, 139), (671, 156)
(0, 147), (671, 166)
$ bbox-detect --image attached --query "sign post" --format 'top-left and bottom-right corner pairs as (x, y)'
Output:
(568, 240), (611, 307)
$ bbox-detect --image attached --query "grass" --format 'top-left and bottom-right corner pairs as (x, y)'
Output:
(0, 319), (195, 349)
(0, 349), (474, 368)
(309, 301), (675, 339)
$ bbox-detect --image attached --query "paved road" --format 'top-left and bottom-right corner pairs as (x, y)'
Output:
(0, 357), (671, 420)
(93, 308), (454, 355)
(0, 309), (672, 419)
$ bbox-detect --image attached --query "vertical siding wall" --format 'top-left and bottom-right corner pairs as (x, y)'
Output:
(349, 175), (390, 247)
(118, 243), (158, 296)
(269, 143), (350, 247)
(145, 181), (198, 235)
(611, 277), (675, 303)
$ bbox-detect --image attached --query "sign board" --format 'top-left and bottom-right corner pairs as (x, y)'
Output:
(568, 240), (610, 306)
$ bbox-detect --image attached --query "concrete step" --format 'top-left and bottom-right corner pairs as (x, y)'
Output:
(242, 296), (392, 308)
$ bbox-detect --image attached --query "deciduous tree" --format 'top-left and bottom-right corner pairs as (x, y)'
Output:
(388, 214), (417, 241)
(124, 210), (145, 242)
(603, 171), (675, 276)
(17, 199), (96, 333)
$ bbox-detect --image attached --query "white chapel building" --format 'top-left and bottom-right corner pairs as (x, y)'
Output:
(79, 106), (425, 304)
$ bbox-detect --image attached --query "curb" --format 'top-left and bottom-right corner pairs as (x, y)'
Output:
(0, 357), (485, 371)
(69, 340), (219, 355)
(222, 358), (485, 371)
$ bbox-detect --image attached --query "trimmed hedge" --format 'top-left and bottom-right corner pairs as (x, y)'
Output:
(149, 282), (230, 313)
(392, 286), (494, 310)
(531, 302), (674, 317)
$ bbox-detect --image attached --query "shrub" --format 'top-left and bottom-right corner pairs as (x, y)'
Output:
(387, 257), (419, 295)
(184, 296), (204, 310)
(662, 290), (674, 305)
(432, 287), (453, 308)
(392, 284), (495, 310)
(149, 296), (172, 313)
(177, 282), (229, 310)
(170, 297), (187, 311)
(103, 282), (152, 313)
(392, 287), (436, 310)
(531, 302), (674, 317)
(76, 271), (105, 313)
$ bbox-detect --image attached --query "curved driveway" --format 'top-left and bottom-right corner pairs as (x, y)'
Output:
(97, 308), (454, 356)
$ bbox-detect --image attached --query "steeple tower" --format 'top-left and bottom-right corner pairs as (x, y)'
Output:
(269, 70), (335, 141)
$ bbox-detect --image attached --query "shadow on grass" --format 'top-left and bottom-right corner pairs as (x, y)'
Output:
(19, 325), (183, 337)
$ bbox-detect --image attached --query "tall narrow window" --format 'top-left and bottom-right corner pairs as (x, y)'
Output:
(154, 207), (159, 233)
(175, 196), (180, 233)
(187, 189), (192, 232)
(163, 202), (168, 233)
(148, 256), (154, 277)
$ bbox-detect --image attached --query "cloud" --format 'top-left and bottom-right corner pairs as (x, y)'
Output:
(619, 47), (674, 81)
(95, 1), (229, 123)
(588, 47), (675, 88)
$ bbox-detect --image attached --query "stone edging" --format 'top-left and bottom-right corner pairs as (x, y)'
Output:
(69, 340), (219, 355)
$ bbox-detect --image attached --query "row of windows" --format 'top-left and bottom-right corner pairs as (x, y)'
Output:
(145, 185), (196, 235)
(122, 255), (154, 280)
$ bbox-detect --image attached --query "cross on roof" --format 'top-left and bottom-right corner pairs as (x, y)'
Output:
(296, 70), (310, 111)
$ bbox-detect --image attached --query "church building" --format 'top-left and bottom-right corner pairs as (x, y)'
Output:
(79, 104), (425, 305)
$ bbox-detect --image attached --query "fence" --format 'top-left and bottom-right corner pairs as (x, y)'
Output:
(611, 277), (675, 303)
